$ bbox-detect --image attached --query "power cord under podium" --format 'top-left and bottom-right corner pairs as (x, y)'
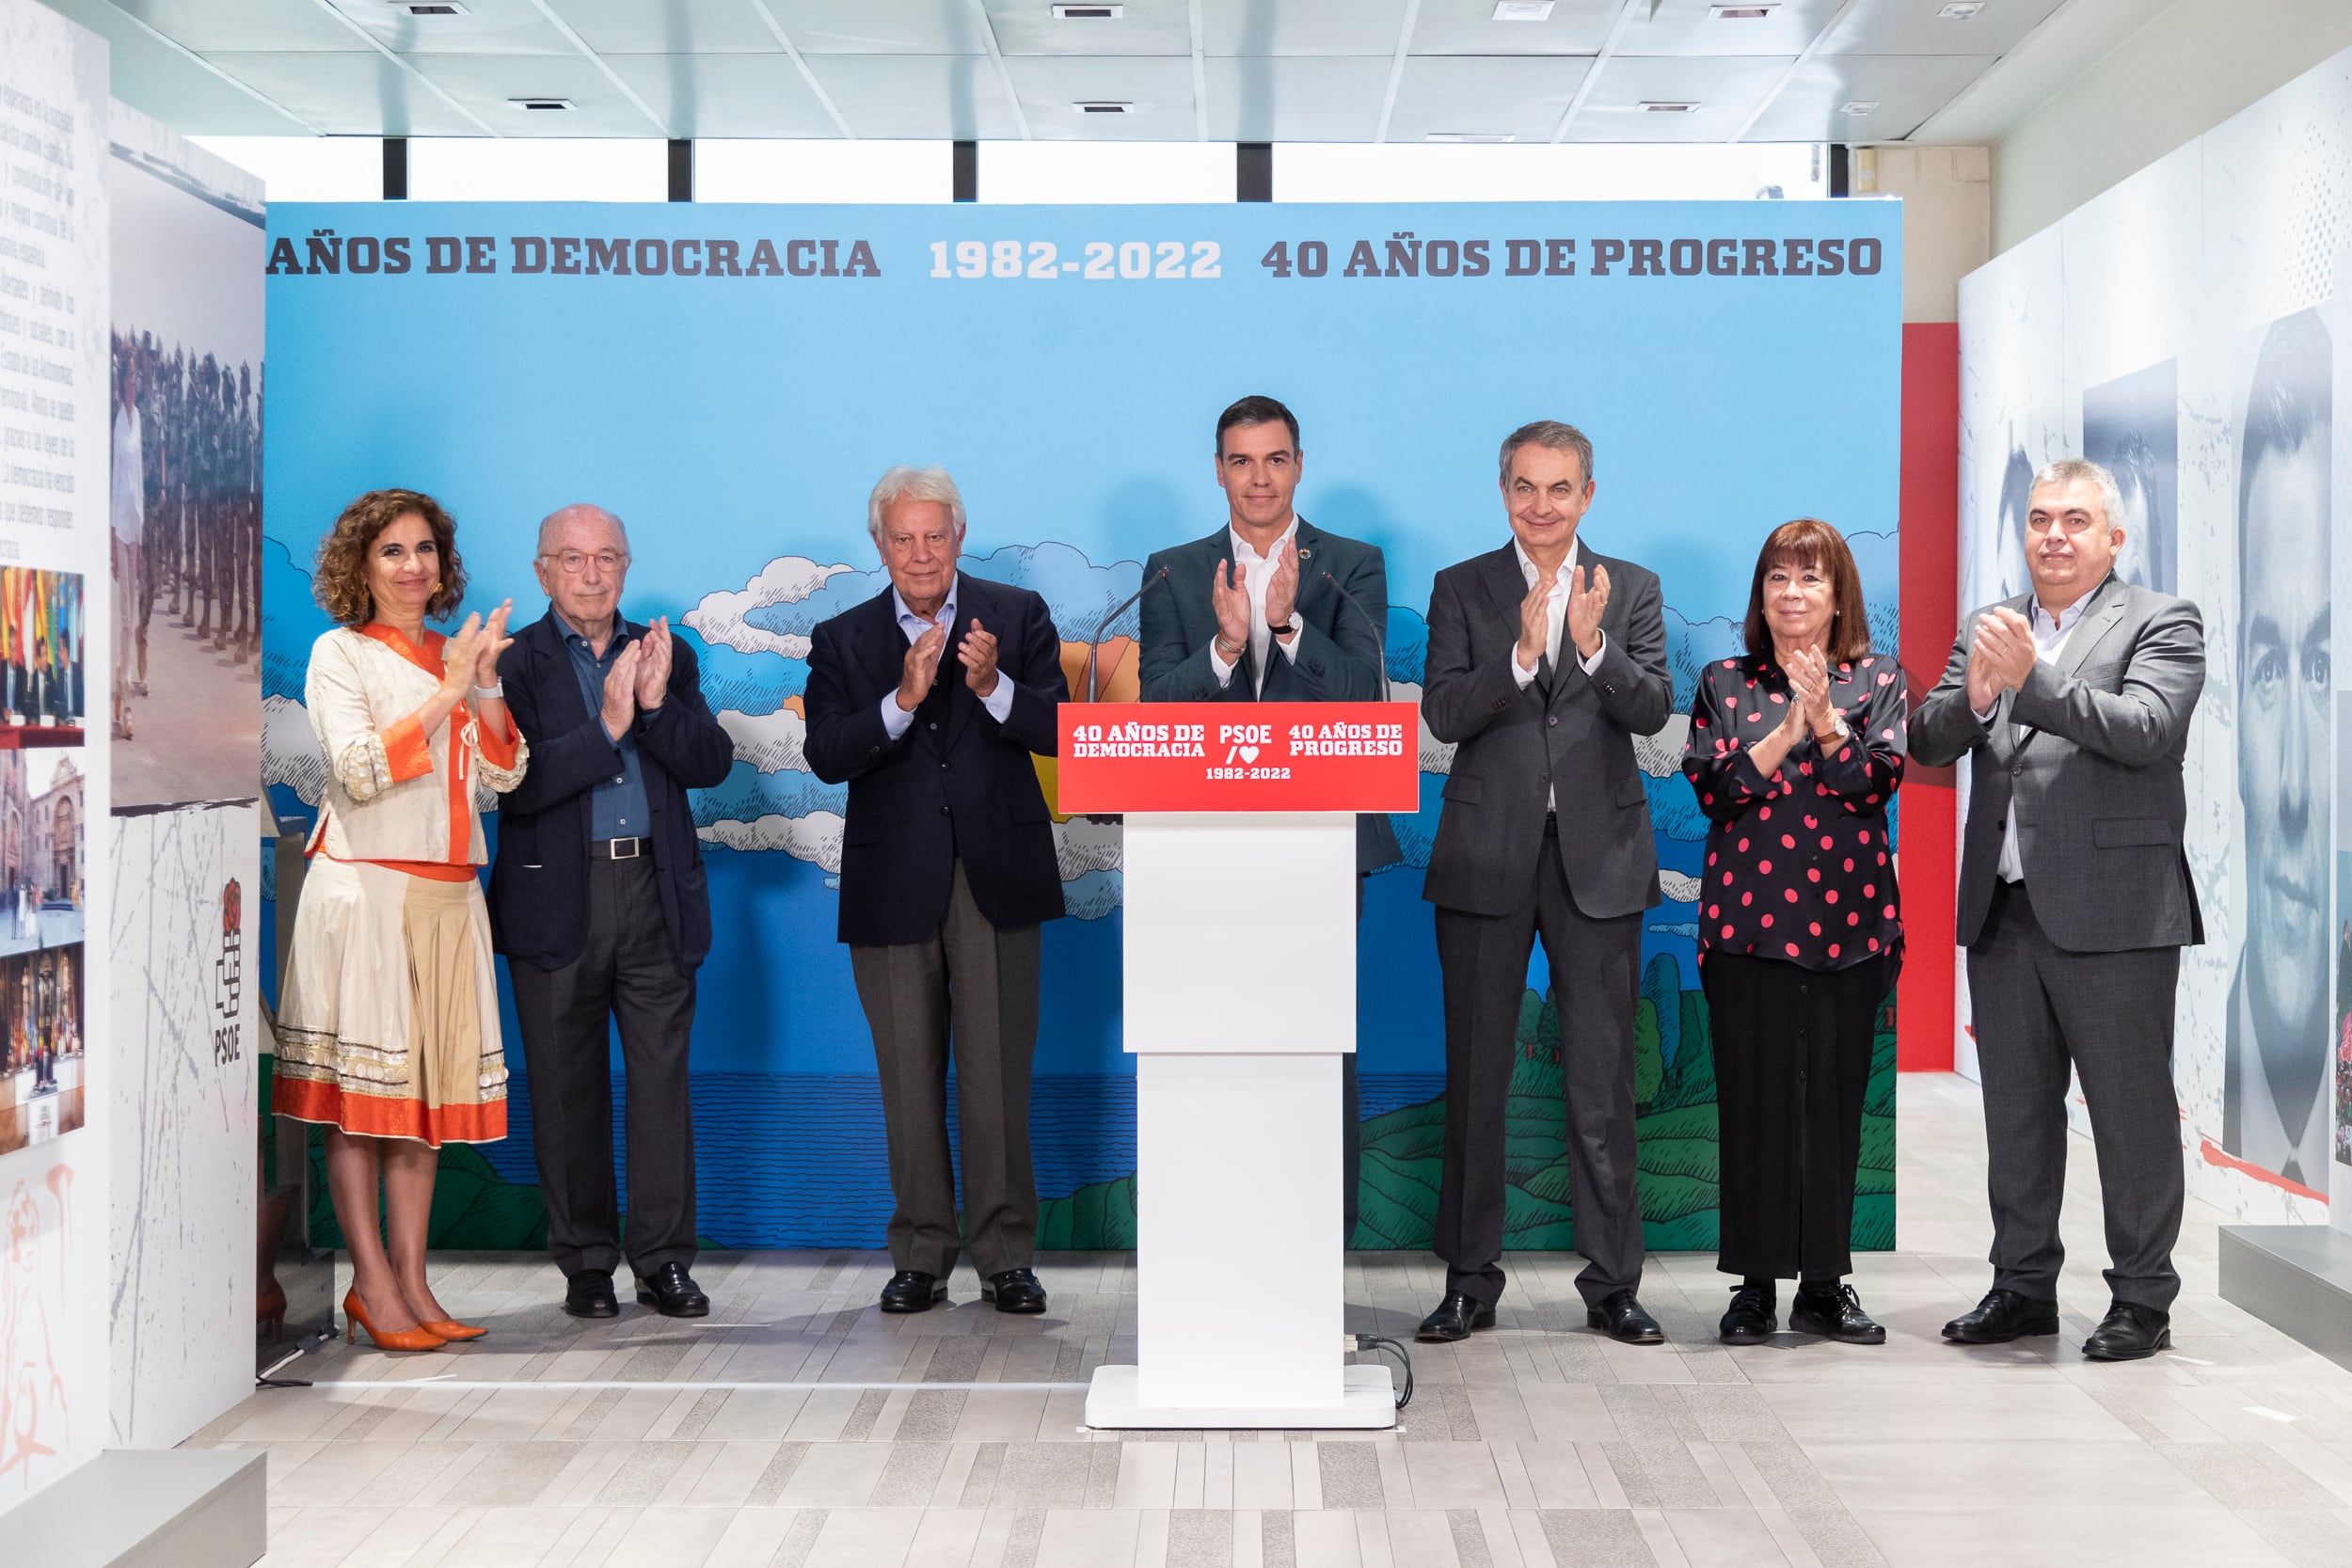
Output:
(1347, 1334), (1415, 1409)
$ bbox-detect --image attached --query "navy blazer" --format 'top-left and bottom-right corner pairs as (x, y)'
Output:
(803, 574), (1068, 947)
(489, 609), (738, 973)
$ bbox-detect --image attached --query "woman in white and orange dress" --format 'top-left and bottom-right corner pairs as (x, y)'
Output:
(273, 488), (528, 1352)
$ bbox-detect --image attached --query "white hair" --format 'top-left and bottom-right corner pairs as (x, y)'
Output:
(867, 465), (967, 546)
(536, 502), (630, 555)
(2029, 459), (2125, 535)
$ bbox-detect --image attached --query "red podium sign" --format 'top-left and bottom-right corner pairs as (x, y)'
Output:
(1057, 701), (1421, 814)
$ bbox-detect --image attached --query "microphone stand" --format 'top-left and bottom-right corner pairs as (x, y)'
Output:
(1319, 569), (1392, 701)
(1085, 566), (1168, 703)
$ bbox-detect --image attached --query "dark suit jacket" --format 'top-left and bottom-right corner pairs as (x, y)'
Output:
(490, 609), (739, 973)
(1136, 519), (1402, 872)
(1908, 572), (2204, 953)
(1420, 543), (1673, 919)
(804, 574), (1068, 947)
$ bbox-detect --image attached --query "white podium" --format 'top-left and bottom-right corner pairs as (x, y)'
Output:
(1057, 702), (1418, 1431)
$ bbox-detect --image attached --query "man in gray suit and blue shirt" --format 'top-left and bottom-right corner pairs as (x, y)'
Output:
(1911, 458), (2205, 1361)
(1417, 420), (1672, 1346)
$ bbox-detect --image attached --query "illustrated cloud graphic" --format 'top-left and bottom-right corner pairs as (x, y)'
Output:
(684, 556), (856, 658)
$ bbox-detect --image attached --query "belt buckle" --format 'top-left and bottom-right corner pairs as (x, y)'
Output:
(610, 837), (640, 861)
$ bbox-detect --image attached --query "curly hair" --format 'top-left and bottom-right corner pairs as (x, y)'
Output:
(311, 488), (468, 626)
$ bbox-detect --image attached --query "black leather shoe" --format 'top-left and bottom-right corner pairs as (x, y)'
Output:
(1718, 1284), (1777, 1345)
(1942, 1289), (2059, 1344)
(1587, 1290), (1664, 1344)
(563, 1268), (619, 1319)
(1415, 1292), (1496, 1343)
(634, 1262), (710, 1318)
(879, 1270), (947, 1314)
(980, 1267), (1047, 1314)
(1790, 1283), (1885, 1345)
(2082, 1301), (2170, 1362)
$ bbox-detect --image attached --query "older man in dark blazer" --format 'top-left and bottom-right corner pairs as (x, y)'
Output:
(805, 465), (1068, 1317)
(1912, 457), (2205, 1361)
(492, 503), (739, 1320)
(1418, 420), (1674, 1346)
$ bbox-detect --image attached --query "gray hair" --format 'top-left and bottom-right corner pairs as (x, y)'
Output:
(536, 502), (629, 554)
(867, 465), (968, 546)
(2028, 459), (2124, 534)
(1499, 420), (1595, 486)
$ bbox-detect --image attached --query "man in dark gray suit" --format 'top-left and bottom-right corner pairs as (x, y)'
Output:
(1912, 458), (2205, 1361)
(1417, 420), (1673, 1345)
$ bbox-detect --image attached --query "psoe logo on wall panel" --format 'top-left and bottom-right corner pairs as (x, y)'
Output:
(213, 879), (240, 1067)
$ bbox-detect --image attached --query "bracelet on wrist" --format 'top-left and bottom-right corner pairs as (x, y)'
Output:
(470, 681), (504, 700)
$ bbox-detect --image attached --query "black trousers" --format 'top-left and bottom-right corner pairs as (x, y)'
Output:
(850, 860), (1041, 1280)
(509, 853), (700, 1277)
(1433, 828), (1645, 1308)
(1705, 951), (1888, 1282)
(1967, 879), (2184, 1309)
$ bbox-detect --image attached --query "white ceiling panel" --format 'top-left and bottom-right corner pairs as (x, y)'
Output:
(111, 0), (369, 54)
(1408, 0), (1617, 56)
(602, 54), (847, 138)
(319, 0), (577, 56)
(1384, 55), (1596, 143)
(1201, 0), (1409, 58)
(983, 0), (1196, 56)
(405, 53), (666, 135)
(1612, 0), (1849, 59)
(1563, 53), (1796, 141)
(1744, 51), (1993, 141)
(197, 52), (487, 135)
(1000, 56), (1201, 139)
(542, 0), (788, 55)
(764, 0), (992, 55)
(800, 55), (1026, 138)
(1819, 0), (2070, 58)
(1202, 55), (1393, 140)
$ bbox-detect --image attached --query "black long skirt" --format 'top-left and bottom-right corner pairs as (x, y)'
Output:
(1702, 951), (1891, 1281)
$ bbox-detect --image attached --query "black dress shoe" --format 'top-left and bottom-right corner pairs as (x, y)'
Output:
(634, 1262), (710, 1318)
(1942, 1288), (2059, 1344)
(1718, 1284), (1777, 1345)
(879, 1270), (947, 1314)
(564, 1268), (619, 1319)
(1415, 1292), (1497, 1343)
(1586, 1290), (1664, 1344)
(2082, 1301), (2170, 1362)
(1790, 1283), (1885, 1345)
(980, 1267), (1047, 1314)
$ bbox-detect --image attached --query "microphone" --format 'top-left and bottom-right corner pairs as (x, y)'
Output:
(1085, 565), (1169, 703)
(1320, 569), (1392, 700)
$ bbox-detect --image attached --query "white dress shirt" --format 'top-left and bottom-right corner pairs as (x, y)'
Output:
(1976, 594), (2091, 882)
(1510, 538), (1608, 811)
(878, 572), (1016, 737)
(1209, 518), (1303, 695)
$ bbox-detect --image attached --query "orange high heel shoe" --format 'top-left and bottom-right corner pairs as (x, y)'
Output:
(419, 1321), (486, 1341)
(343, 1288), (446, 1352)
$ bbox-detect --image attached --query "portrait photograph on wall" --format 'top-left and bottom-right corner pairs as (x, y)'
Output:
(2082, 357), (2179, 593)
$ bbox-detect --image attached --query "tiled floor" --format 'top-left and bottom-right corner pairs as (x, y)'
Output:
(204, 1073), (2352, 1567)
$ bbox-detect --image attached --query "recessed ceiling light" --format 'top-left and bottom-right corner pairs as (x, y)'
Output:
(1708, 4), (1779, 17)
(1051, 4), (1123, 17)
(394, 2), (467, 13)
(1838, 101), (1881, 115)
(1492, 2), (1554, 19)
(1073, 101), (1132, 114)
(1425, 132), (1518, 143)
(1640, 101), (1700, 113)
(1938, 2), (1985, 16)
(508, 97), (575, 111)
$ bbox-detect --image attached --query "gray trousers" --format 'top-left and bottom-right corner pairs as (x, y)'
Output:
(1967, 880), (2184, 1311)
(850, 861), (1041, 1280)
(1433, 832), (1645, 1308)
(509, 853), (699, 1278)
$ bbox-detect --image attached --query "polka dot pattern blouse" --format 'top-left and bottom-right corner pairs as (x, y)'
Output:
(1680, 651), (1906, 974)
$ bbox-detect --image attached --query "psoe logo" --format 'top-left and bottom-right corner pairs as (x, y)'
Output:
(214, 879), (242, 1066)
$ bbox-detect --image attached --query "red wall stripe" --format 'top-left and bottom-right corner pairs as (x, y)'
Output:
(1899, 323), (1960, 1072)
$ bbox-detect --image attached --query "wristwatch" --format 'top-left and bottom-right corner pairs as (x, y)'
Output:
(470, 680), (504, 700)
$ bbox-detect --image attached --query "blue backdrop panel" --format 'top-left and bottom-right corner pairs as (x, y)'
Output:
(259, 201), (1902, 1252)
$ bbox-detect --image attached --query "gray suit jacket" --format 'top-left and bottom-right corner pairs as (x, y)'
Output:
(1421, 542), (1672, 920)
(1908, 573), (2206, 954)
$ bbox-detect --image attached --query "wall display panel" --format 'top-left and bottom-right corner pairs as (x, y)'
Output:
(1959, 41), (2352, 1227)
(262, 199), (1902, 1254)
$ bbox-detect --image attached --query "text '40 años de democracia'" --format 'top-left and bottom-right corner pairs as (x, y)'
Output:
(265, 230), (1882, 283)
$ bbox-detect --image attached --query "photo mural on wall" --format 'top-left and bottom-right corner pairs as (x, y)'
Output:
(256, 199), (1903, 1250)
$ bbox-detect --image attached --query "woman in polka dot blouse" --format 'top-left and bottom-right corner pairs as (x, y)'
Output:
(1681, 518), (1905, 1349)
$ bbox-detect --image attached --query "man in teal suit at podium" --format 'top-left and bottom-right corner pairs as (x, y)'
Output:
(1138, 394), (1399, 1242)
